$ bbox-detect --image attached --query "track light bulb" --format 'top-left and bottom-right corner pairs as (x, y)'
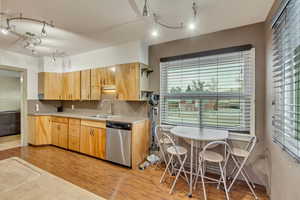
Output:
(1, 28), (8, 35)
(188, 22), (195, 30)
(151, 29), (158, 37)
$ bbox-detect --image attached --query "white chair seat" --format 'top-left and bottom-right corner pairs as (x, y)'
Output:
(160, 137), (172, 144)
(200, 150), (224, 163)
(232, 147), (250, 158)
(167, 145), (187, 155)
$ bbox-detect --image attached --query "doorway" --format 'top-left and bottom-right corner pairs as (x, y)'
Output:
(0, 66), (27, 150)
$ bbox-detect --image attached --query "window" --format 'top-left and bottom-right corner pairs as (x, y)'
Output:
(160, 46), (255, 133)
(272, 0), (300, 159)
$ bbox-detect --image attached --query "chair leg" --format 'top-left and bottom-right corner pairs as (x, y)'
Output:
(218, 153), (230, 189)
(176, 154), (189, 183)
(160, 154), (173, 183)
(229, 156), (258, 200)
(193, 159), (202, 190)
(200, 160), (207, 200)
(219, 162), (230, 200)
(233, 156), (256, 189)
(169, 155), (187, 194)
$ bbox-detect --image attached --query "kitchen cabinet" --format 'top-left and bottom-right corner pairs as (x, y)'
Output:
(63, 71), (81, 100)
(115, 63), (140, 100)
(68, 119), (81, 151)
(80, 120), (106, 159)
(132, 119), (150, 169)
(91, 68), (102, 100)
(51, 117), (69, 149)
(38, 72), (63, 100)
(81, 69), (91, 100)
(28, 116), (52, 145)
(101, 66), (116, 86)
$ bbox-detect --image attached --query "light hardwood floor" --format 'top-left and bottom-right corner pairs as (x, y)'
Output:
(0, 135), (20, 151)
(0, 146), (269, 200)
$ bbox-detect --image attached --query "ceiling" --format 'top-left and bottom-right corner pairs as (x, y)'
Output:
(0, 0), (274, 57)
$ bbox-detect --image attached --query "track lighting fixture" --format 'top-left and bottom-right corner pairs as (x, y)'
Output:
(142, 0), (150, 17)
(41, 23), (47, 37)
(1, 27), (8, 34)
(146, 1), (198, 36)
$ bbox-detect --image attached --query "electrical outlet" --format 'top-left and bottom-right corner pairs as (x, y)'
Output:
(35, 104), (39, 112)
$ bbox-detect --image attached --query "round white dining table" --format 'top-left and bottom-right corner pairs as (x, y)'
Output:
(170, 126), (229, 197)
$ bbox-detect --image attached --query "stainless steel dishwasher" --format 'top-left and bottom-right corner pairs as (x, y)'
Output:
(106, 121), (132, 167)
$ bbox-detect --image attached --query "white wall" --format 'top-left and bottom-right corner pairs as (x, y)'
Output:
(0, 76), (21, 111)
(41, 41), (149, 73)
(0, 49), (40, 99)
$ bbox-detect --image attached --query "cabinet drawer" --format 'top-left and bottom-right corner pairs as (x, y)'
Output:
(69, 118), (81, 125)
(52, 117), (69, 124)
(81, 120), (106, 129)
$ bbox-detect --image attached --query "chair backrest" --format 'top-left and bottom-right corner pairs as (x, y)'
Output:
(155, 125), (173, 141)
(228, 132), (257, 153)
(202, 141), (233, 162)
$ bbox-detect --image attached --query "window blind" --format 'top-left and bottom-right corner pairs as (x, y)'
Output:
(272, 0), (300, 160)
(160, 47), (255, 132)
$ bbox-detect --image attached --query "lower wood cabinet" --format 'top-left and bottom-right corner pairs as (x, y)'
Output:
(28, 116), (52, 145)
(80, 121), (106, 159)
(28, 116), (150, 169)
(51, 118), (69, 149)
(68, 119), (81, 151)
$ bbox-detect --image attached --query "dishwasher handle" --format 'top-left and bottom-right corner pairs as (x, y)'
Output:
(106, 121), (132, 130)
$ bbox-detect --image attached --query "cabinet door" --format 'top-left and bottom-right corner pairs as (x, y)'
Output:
(80, 126), (106, 159)
(81, 69), (91, 100)
(63, 73), (71, 100)
(72, 71), (81, 100)
(52, 122), (68, 148)
(28, 116), (37, 145)
(102, 67), (116, 86)
(68, 119), (81, 151)
(116, 63), (140, 100)
(62, 72), (81, 100)
(94, 127), (106, 159)
(80, 126), (93, 156)
(51, 122), (60, 146)
(28, 116), (52, 145)
(39, 72), (63, 100)
(36, 116), (52, 145)
(91, 68), (102, 100)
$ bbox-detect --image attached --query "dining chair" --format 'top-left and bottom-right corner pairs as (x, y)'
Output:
(155, 125), (174, 169)
(226, 132), (258, 200)
(194, 141), (232, 200)
(159, 131), (189, 194)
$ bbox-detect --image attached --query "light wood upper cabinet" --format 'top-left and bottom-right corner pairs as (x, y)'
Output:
(63, 72), (81, 100)
(38, 62), (151, 101)
(91, 68), (102, 100)
(101, 66), (116, 86)
(38, 72), (63, 100)
(28, 116), (52, 145)
(80, 120), (106, 159)
(116, 63), (140, 100)
(51, 117), (69, 149)
(81, 69), (91, 100)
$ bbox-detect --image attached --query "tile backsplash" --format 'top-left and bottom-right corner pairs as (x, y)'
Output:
(27, 100), (149, 118)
